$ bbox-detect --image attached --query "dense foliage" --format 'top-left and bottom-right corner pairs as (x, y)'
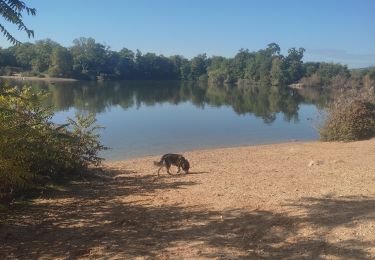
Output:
(0, 83), (106, 205)
(1, 38), (363, 86)
(320, 98), (375, 141)
(0, 0), (36, 44)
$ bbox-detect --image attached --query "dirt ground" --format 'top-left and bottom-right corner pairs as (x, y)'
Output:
(1, 139), (375, 259)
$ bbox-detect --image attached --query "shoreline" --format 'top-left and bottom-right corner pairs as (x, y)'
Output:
(0, 75), (78, 82)
(103, 138), (375, 208)
(104, 139), (316, 163)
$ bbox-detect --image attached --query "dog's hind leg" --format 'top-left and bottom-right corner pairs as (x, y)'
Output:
(177, 157), (183, 173)
(157, 166), (163, 176)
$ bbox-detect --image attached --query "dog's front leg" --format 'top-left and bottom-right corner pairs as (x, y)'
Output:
(167, 166), (173, 175)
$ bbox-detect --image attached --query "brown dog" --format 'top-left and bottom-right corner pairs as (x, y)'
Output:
(154, 153), (190, 176)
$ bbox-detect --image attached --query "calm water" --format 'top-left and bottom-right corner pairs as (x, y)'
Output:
(14, 80), (328, 160)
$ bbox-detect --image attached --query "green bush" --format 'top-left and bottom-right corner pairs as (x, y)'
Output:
(20, 71), (44, 77)
(320, 98), (375, 141)
(0, 66), (15, 76)
(0, 84), (107, 204)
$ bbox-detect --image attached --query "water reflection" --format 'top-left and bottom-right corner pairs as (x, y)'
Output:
(2, 79), (330, 159)
(16, 80), (329, 124)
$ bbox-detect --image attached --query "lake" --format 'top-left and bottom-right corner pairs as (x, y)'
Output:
(10, 80), (328, 160)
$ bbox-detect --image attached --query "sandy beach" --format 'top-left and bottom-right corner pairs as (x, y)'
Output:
(1, 139), (375, 259)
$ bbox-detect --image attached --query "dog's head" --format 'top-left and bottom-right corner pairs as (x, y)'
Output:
(181, 159), (190, 173)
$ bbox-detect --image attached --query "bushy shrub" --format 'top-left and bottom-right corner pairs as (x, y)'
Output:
(299, 73), (322, 88)
(320, 98), (375, 141)
(299, 63), (351, 88)
(0, 83), (106, 204)
(0, 67), (15, 76)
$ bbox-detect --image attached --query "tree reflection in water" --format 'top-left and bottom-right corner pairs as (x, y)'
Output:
(21, 80), (330, 124)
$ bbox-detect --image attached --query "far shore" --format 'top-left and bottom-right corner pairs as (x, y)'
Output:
(0, 75), (78, 82)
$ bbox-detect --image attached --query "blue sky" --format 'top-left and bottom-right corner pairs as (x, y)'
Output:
(1, 0), (374, 68)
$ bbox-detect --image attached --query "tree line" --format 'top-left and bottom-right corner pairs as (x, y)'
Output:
(3, 38), (373, 87)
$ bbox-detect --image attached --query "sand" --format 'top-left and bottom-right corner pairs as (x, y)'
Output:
(1, 139), (375, 259)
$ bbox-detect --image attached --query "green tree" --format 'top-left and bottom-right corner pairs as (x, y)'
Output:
(48, 46), (73, 77)
(231, 48), (253, 79)
(270, 56), (286, 86)
(31, 39), (59, 72)
(70, 37), (107, 78)
(169, 55), (188, 80)
(134, 51), (176, 80)
(266, 43), (281, 56)
(12, 42), (35, 69)
(0, 0), (36, 44)
(315, 63), (350, 85)
(244, 49), (272, 83)
(113, 48), (135, 79)
(190, 53), (208, 80)
(207, 56), (233, 84)
(303, 62), (320, 77)
(180, 62), (191, 80)
(285, 47), (305, 83)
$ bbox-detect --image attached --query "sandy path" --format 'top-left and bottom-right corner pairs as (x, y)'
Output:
(1, 140), (375, 259)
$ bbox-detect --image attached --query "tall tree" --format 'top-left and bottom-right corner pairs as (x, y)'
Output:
(31, 39), (59, 72)
(0, 0), (36, 44)
(115, 48), (135, 79)
(48, 46), (73, 77)
(70, 37), (107, 76)
(169, 55), (188, 80)
(266, 43), (281, 56)
(270, 56), (286, 86)
(12, 42), (35, 69)
(232, 49), (253, 79)
(285, 47), (305, 83)
(190, 54), (208, 80)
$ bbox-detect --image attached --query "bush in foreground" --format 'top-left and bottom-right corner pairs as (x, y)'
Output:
(320, 97), (375, 141)
(0, 83), (106, 205)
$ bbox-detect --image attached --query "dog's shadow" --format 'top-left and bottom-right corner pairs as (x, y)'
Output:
(187, 171), (208, 175)
(168, 171), (209, 178)
(155, 171), (208, 179)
